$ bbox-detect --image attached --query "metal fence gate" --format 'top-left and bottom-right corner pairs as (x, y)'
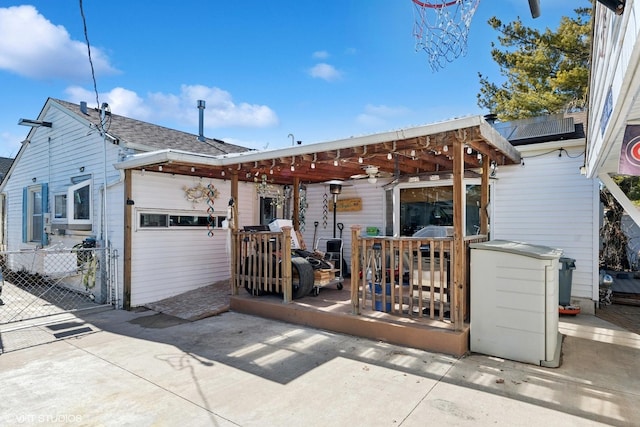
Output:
(0, 246), (116, 326)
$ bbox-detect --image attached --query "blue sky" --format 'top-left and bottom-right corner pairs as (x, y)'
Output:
(0, 1), (586, 157)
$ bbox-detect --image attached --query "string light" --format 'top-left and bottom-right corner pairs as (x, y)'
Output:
(466, 146), (473, 155)
(387, 153), (393, 160)
(410, 149), (416, 158)
(333, 159), (338, 166)
(477, 152), (482, 160)
(443, 145), (448, 152)
(311, 162), (316, 169)
(358, 157), (363, 163)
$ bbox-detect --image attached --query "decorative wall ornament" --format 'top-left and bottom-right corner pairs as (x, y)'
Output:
(322, 192), (328, 229)
(183, 182), (217, 204)
(255, 174), (285, 207)
(206, 184), (219, 237)
(299, 184), (307, 232)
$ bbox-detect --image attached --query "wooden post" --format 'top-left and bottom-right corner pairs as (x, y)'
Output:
(292, 177), (300, 230)
(230, 171), (239, 232)
(230, 171), (239, 295)
(123, 169), (133, 310)
(452, 136), (465, 331)
(480, 156), (490, 236)
(351, 225), (361, 315)
(282, 226), (293, 303)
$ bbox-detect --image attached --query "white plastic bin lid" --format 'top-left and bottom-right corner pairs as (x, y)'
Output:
(469, 240), (563, 260)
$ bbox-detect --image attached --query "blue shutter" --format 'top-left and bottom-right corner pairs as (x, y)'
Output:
(22, 187), (27, 243)
(41, 183), (48, 246)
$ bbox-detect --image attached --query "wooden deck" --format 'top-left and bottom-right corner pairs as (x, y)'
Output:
(230, 277), (470, 357)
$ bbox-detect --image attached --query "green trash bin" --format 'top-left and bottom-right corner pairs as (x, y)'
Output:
(559, 257), (576, 306)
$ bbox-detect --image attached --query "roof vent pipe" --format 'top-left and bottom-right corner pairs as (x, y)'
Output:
(484, 113), (498, 125)
(80, 101), (88, 115)
(197, 100), (206, 142)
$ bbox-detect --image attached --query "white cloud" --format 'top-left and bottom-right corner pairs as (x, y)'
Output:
(65, 84), (278, 129)
(308, 63), (342, 82)
(0, 130), (23, 157)
(356, 104), (411, 127)
(312, 50), (329, 59)
(0, 5), (119, 81)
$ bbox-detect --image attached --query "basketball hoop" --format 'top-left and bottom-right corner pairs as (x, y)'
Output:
(412, 0), (480, 71)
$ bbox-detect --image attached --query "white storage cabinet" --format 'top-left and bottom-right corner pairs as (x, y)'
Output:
(470, 240), (562, 366)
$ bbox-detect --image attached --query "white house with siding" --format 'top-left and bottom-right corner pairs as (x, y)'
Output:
(2, 97), (599, 314)
(0, 98), (250, 308)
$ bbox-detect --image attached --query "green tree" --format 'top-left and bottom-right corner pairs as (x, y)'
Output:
(477, 6), (591, 120)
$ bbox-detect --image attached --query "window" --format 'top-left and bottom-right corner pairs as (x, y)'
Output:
(68, 179), (92, 225)
(54, 194), (67, 219)
(394, 181), (484, 237)
(139, 212), (224, 229)
(22, 184), (48, 246)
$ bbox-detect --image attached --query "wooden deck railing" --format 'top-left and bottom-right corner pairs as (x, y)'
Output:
(231, 227), (293, 302)
(350, 227), (487, 331)
(230, 224), (486, 332)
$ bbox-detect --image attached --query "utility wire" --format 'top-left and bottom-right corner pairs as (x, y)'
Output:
(79, 0), (101, 124)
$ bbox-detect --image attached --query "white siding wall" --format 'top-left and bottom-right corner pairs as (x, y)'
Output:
(587, 3), (640, 174)
(129, 171), (255, 306)
(491, 141), (599, 305)
(2, 103), (124, 304)
(299, 179), (388, 266)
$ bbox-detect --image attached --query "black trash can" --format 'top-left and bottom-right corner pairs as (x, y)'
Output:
(559, 257), (576, 306)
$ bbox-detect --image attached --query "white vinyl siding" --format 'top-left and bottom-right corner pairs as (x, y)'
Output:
(299, 179), (388, 264)
(491, 141), (599, 302)
(128, 171), (255, 306)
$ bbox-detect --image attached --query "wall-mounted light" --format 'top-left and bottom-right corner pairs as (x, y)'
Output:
(191, 167), (195, 173)
(19, 118), (52, 128)
(79, 166), (85, 172)
(158, 166), (163, 172)
(327, 180), (343, 238)
(32, 177), (37, 183)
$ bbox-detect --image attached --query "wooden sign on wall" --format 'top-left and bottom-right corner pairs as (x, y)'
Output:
(329, 198), (362, 212)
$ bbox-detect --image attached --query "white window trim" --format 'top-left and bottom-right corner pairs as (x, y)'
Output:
(136, 208), (226, 231)
(53, 192), (67, 222)
(391, 178), (484, 237)
(67, 179), (92, 225)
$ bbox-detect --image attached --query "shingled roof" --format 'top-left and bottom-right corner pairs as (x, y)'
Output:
(0, 156), (14, 183)
(52, 98), (252, 156)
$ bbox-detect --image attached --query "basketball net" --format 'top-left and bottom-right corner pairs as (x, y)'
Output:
(412, 0), (480, 71)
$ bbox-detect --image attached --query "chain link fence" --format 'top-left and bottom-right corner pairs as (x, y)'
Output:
(0, 246), (114, 325)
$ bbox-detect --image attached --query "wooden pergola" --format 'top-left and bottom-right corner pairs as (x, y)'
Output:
(118, 116), (520, 327)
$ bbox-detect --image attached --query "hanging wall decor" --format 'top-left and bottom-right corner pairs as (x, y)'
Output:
(299, 184), (307, 232)
(322, 192), (328, 229)
(183, 182), (210, 204)
(206, 183), (219, 237)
